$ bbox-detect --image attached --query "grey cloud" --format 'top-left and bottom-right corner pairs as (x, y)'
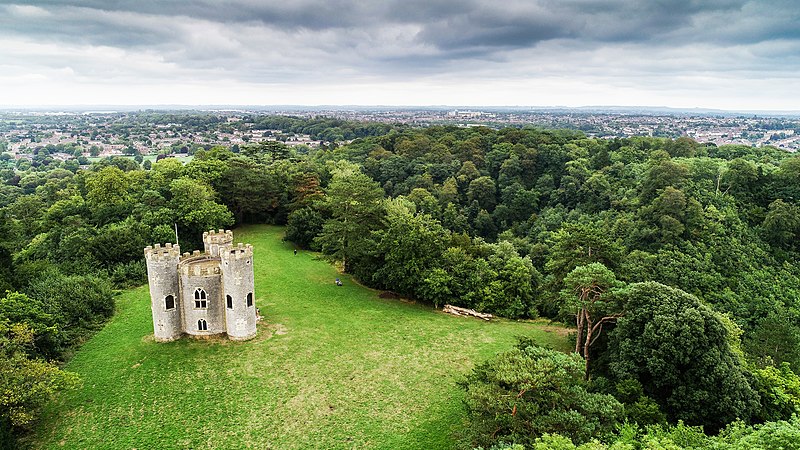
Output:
(1, 0), (799, 91)
(1, 5), (177, 48)
(2, 1), (795, 55)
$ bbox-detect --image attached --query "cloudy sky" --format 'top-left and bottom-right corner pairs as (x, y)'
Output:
(0, 0), (798, 110)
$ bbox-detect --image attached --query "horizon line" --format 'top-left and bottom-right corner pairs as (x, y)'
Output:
(2, 104), (800, 116)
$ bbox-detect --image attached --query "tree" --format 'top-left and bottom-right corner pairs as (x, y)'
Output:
(0, 320), (78, 440)
(372, 198), (449, 297)
(762, 199), (799, 250)
(640, 154), (689, 203)
(775, 155), (800, 201)
(90, 219), (152, 266)
(561, 263), (623, 379)
(27, 272), (114, 336)
(419, 267), (452, 309)
(284, 207), (324, 249)
(545, 222), (625, 288)
(607, 282), (759, 431)
(745, 307), (800, 373)
(438, 176), (459, 205)
(0, 292), (61, 360)
(472, 208), (497, 240)
(168, 178), (234, 247)
(313, 169), (385, 273)
(460, 341), (622, 448)
(751, 362), (800, 422)
(216, 157), (286, 223)
(406, 188), (440, 217)
(84, 166), (132, 224)
(148, 158), (185, 194)
(483, 241), (540, 318)
(638, 186), (703, 246)
(440, 246), (493, 310)
(468, 176), (497, 211)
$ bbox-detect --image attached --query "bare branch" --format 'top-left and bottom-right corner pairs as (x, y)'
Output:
(589, 323), (604, 347)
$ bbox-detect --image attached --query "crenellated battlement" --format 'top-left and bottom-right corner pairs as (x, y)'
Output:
(180, 249), (205, 261)
(203, 229), (233, 257)
(181, 263), (222, 276)
(144, 243), (181, 261)
(203, 229), (233, 245)
(221, 243), (254, 260)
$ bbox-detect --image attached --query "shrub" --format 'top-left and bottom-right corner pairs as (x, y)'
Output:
(460, 341), (622, 448)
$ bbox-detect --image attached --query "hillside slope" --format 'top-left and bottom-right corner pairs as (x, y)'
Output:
(30, 225), (569, 449)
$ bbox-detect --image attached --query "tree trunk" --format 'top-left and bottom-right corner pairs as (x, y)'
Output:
(443, 304), (493, 320)
(575, 310), (584, 356)
(583, 310), (593, 380)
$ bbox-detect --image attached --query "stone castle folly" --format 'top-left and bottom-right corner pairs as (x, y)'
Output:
(144, 230), (257, 342)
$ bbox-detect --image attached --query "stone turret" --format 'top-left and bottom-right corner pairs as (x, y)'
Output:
(221, 243), (256, 340)
(144, 243), (182, 341)
(203, 229), (233, 257)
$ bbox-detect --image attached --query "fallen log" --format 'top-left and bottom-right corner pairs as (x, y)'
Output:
(443, 304), (493, 321)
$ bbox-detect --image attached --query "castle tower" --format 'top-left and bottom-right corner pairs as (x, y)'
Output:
(221, 243), (257, 340)
(145, 243), (182, 342)
(180, 250), (226, 338)
(203, 229), (233, 257)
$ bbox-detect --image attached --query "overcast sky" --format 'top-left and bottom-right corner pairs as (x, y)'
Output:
(0, 0), (798, 110)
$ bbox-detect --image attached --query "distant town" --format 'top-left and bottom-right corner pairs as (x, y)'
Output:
(1, 107), (798, 164)
(305, 107), (800, 150)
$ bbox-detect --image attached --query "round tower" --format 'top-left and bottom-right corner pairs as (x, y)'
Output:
(203, 229), (233, 257)
(221, 243), (257, 340)
(144, 243), (182, 342)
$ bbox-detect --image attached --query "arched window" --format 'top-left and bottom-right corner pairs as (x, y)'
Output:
(197, 319), (208, 331)
(246, 292), (253, 307)
(165, 295), (175, 310)
(194, 288), (207, 309)
(226, 295), (233, 309)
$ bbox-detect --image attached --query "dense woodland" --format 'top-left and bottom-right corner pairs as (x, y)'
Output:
(2, 116), (800, 448)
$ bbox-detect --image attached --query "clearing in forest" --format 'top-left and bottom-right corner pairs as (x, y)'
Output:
(30, 225), (569, 449)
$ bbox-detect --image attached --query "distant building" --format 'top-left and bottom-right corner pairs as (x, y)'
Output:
(144, 230), (257, 342)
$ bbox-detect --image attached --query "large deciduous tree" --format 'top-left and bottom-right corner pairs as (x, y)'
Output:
(313, 167), (385, 273)
(762, 199), (800, 250)
(467, 176), (497, 211)
(169, 177), (234, 245)
(607, 282), (759, 431)
(372, 198), (449, 298)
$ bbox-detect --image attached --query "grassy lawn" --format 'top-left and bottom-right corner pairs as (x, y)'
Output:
(30, 225), (570, 449)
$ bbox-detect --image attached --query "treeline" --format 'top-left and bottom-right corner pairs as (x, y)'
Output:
(252, 115), (399, 142)
(2, 118), (800, 447)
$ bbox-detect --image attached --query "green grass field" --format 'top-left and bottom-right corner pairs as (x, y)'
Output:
(30, 225), (569, 449)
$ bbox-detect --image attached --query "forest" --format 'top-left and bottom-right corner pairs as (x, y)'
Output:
(2, 116), (800, 448)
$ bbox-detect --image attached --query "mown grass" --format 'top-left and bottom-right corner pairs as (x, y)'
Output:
(30, 225), (570, 449)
